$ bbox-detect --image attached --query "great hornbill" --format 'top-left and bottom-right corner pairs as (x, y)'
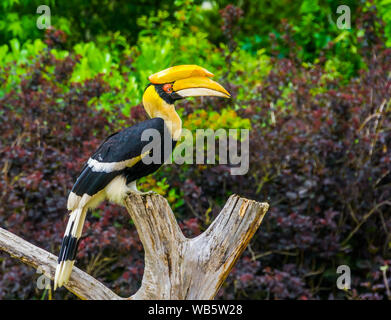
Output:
(54, 65), (230, 289)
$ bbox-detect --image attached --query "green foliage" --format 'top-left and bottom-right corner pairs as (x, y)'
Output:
(375, 0), (391, 46)
(1, 0), (385, 84)
(0, 0), (58, 43)
(0, 38), (46, 97)
(0, 0), (191, 45)
(183, 108), (251, 132)
(0, 2), (273, 116)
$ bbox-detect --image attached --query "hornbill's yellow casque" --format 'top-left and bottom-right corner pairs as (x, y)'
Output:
(54, 65), (230, 289)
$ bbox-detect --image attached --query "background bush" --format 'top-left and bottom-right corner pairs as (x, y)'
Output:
(0, 0), (390, 300)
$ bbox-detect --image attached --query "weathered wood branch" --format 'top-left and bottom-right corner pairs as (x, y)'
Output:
(0, 226), (121, 300)
(0, 194), (268, 300)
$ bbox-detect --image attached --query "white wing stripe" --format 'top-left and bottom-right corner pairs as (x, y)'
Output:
(87, 157), (141, 172)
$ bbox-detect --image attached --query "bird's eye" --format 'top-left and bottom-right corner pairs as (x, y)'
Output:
(162, 83), (173, 93)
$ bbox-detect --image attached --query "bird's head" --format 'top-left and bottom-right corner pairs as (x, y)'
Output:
(142, 65), (230, 140)
(142, 64), (230, 115)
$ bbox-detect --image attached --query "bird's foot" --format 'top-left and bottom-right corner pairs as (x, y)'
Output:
(126, 190), (157, 197)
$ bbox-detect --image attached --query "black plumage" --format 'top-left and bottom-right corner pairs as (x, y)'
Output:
(71, 117), (175, 197)
(92, 117), (165, 162)
(57, 118), (176, 266)
(72, 168), (119, 196)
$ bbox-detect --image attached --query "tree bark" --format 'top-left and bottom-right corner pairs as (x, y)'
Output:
(0, 225), (121, 300)
(0, 193), (268, 300)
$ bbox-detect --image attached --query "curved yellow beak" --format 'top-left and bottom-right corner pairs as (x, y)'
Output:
(173, 76), (230, 98)
(149, 65), (214, 84)
(148, 65), (231, 99)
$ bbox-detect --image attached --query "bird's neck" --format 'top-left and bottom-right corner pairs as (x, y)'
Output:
(143, 101), (182, 141)
(152, 103), (182, 141)
(142, 85), (182, 141)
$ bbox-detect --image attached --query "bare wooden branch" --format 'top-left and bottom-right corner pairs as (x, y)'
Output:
(0, 193), (268, 300)
(0, 226), (121, 300)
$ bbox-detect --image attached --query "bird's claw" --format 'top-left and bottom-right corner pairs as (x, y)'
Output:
(126, 190), (157, 197)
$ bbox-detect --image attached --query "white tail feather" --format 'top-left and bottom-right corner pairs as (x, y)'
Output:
(54, 207), (87, 290)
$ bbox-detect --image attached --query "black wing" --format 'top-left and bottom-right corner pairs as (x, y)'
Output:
(71, 118), (166, 197)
